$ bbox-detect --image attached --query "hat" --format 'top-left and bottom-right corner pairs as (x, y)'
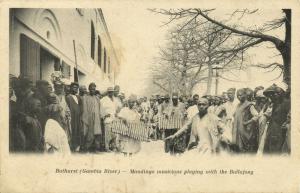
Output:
(172, 93), (179, 99)
(119, 92), (125, 97)
(128, 94), (137, 102)
(61, 78), (71, 85)
(45, 103), (63, 117)
(114, 85), (120, 90)
(107, 87), (114, 92)
(198, 97), (209, 105)
(79, 85), (87, 90)
(36, 80), (49, 88)
(263, 84), (284, 97)
(227, 88), (236, 93)
(18, 77), (33, 88)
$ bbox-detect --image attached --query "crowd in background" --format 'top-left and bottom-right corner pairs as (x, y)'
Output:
(9, 73), (291, 156)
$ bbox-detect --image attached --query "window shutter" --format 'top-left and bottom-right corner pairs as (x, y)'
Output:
(62, 62), (71, 79)
(20, 34), (41, 83)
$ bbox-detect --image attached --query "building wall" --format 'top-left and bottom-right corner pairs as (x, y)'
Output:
(9, 8), (119, 91)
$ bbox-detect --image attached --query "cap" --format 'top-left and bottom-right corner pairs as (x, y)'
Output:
(107, 87), (114, 92)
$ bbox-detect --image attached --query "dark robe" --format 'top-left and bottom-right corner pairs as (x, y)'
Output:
(9, 100), (26, 152)
(232, 101), (258, 153)
(20, 114), (44, 152)
(264, 98), (290, 154)
(12, 90), (33, 152)
(32, 91), (48, 135)
(81, 95), (102, 151)
(66, 95), (82, 151)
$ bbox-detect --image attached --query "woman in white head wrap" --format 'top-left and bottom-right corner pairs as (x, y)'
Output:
(44, 103), (71, 155)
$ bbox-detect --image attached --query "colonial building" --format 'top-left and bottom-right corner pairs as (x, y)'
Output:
(9, 8), (120, 90)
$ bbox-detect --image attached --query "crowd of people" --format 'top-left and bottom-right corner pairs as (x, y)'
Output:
(9, 73), (291, 156)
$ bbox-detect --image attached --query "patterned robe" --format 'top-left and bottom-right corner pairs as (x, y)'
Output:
(117, 107), (141, 154)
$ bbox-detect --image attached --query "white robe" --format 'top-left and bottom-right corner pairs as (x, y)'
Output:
(44, 119), (71, 154)
(186, 105), (198, 121)
(100, 96), (118, 123)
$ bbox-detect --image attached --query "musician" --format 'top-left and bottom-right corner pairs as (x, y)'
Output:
(162, 94), (171, 113)
(163, 93), (187, 153)
(116, 95), (142, 156)
(163, 93), (186, 118)
(148, 100), (161, 140)
(113, 85), (123, 112)
(156, 95), (164, 115)
(165, 97), (230, 155)
(119, 93), (125, 105)
(100, 87), (118, 152)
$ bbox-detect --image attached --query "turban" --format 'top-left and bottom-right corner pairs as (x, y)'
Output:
(70, 82), (79, 87)
(128, 94), (137, 102)
(255, 90), (266, 98)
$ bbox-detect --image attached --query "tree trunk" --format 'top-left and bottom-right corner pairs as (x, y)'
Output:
(282, 9), (291, 90)
(206, 63), (213, 95)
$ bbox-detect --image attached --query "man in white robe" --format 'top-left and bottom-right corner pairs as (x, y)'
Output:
(113, 85), (123, 113)
(221, 88), (237, 142)
(100, 87), (118, 151)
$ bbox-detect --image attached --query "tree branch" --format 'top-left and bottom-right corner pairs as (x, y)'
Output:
(196, 9), (284, 46)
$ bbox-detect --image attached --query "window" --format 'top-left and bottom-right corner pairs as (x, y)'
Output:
(74, 68), (78, 83)
(103, 48), (107, 73)
(46, 31), (50, 40)
(91, 22), (95, 60)
(108, 57), (111, 74)
(97, 36), (102, 68)
(62, 62), (71, 79)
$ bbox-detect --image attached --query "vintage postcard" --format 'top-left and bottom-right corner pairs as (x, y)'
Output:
(1, 0), (300, 192)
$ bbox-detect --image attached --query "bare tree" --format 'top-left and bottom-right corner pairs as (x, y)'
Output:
(150, 21), (211, 96)
(150, 9), (291, 89)
(150, 18), (248, 95)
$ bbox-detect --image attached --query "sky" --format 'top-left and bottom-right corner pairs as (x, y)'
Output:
(103, 8), (286, 97)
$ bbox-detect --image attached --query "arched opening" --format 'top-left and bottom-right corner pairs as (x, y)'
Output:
(97, 35), (102, 68)
(91, 21), (95, 60)
(33, 9), (62, 46)
(108, 57), (111, 74)
(104, 47), (107, 73)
